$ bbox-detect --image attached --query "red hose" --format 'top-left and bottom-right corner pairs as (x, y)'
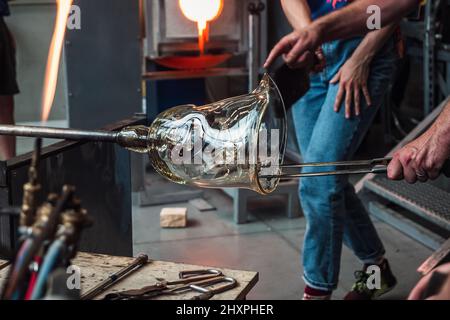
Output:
(24, 256), (42, 300)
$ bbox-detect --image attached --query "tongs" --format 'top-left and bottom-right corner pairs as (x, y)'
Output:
(260, 158), (392, 179)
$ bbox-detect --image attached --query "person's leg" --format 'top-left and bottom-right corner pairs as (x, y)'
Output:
(0, 95), (15, 160)
(342, 183), (384, 263)
(291, 73), (328, 155)
(300, 39), (397, 293)
(291, 70), (332, 299)
(339, 43), (399, 264)
(0, 18), (18, 160)
(338, 43), (400, 300)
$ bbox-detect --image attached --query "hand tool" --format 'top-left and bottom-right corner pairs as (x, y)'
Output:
(178, 269), (222, 279)
(189, 276), (238, 300)
(103, 275), (237, 301)
(81, 254), (149, 300)
(259, 157), (450, 179)
(103, 269), (223, 300)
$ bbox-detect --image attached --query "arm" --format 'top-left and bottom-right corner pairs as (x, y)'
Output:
(280, 0), (312, 29)
(315, 0), (418, 43)
(388, 98), (450, 183)
(349, 24), (397, 66)
(330, 24), (397, 118)
(265, 0), (419, 68)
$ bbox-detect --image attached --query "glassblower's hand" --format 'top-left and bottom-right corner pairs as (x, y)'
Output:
(388, 125), (450, 184)
(264, 27), (322, 70)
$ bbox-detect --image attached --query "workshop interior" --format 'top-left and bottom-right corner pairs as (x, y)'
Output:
(0, 0), (450, 301)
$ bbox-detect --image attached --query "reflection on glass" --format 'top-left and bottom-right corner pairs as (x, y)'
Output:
(146, 74), (287, 194)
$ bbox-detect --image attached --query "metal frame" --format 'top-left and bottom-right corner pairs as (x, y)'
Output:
(400, 0), (450, 115)
(424, 0), (437, 115)
(369, 202), (445, 250)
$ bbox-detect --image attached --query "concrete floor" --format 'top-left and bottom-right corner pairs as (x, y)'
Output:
(132, 177), (433, 300)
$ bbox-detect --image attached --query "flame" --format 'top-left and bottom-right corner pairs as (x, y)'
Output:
(41, 0), (73, 123)
(179, 0), (223, 54)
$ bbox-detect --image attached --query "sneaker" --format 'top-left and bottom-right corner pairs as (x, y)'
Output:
(303, 286), (332, 300)
(344, 259), (397, 300)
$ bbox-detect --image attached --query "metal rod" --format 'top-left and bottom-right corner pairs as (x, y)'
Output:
(260, 166), (388, 179)
(278, 158), (392, 169)
(0, 125), (118, 142)
(81, 254), (148, 300)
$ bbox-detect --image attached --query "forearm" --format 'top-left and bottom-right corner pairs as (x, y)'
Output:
(430, 99), (450, 148)
(312, 0), (419, 44)
(351, 24), (397, 62)
(280, 0), (312, 30)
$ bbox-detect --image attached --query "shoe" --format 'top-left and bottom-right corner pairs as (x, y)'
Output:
(303, 286), (332, 300)
(344, 259), (397, 300)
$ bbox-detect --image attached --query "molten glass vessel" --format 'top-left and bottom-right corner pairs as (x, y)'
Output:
(147, 74), (287, 194)
(0, 74), (287, 195)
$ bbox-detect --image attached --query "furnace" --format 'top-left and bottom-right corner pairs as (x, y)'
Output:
(144, 0), (267, 90)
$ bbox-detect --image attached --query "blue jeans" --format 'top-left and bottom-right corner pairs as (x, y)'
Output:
(292, 37), (397, 291)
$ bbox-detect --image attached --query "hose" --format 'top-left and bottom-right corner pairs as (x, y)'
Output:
(2, 238), (34, 300)
(2, 187), (74, 299)
(30, 239), (64, 300)
(24, 256), (43, 300)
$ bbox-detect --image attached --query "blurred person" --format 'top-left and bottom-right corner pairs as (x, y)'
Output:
(0, 0), (18, 160)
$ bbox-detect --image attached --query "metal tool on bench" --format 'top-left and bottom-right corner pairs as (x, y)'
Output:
(103, 269), (223, 301)
(81, 254), (149, 300)
(103, 269), (237, 300)
(259, 157), (450, 179)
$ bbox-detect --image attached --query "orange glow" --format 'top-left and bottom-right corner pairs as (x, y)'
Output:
(179, 0), (223, 54)
(41, 0), (73, 122)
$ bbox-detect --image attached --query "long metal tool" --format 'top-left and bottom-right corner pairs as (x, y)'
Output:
(0, 125), (117, 142)
(0, 125), (149, 153)
(260, 158), (392, 179)
(81, 254), (148, 300)
(260, 157), (450, 179)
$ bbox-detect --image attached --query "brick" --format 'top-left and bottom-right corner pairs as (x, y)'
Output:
(160, 207), (187, 228)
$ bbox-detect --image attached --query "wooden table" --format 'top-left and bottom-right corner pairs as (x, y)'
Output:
(0, 252), (259, 300)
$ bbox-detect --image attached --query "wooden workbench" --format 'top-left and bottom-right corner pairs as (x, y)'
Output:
(0, 252), (259, 300)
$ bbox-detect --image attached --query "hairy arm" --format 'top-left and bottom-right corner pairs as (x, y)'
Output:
(315, 0), (418, 43)
(265, 0), (419, 68)
(351, 24), (397, 63)
(329, 24), (397, 118)
(280, 0), (312, 29)
(388, 99), (450, 183)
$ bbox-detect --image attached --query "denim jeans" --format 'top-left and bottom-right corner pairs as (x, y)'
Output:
(292, 37), (397, 291)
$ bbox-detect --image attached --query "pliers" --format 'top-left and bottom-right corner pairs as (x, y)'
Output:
(103, 269), (237, 300)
